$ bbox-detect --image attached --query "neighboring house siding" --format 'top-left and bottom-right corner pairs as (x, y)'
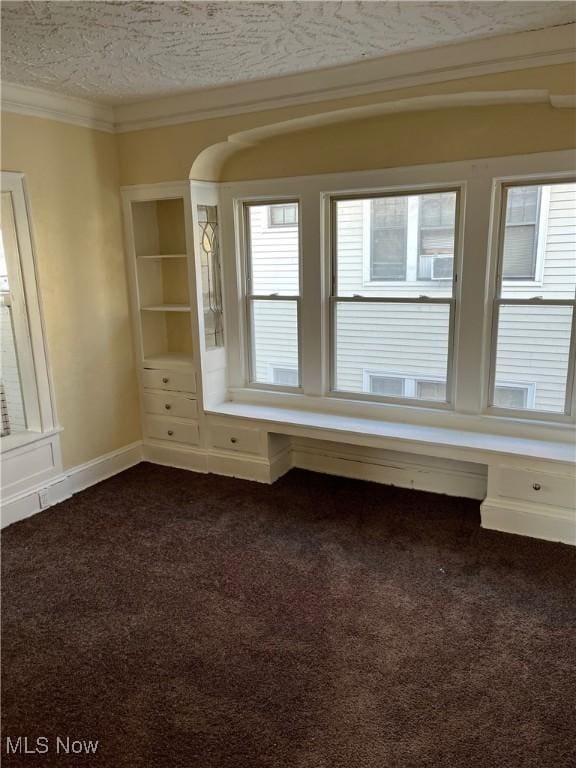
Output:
(249, 186), (575, 410)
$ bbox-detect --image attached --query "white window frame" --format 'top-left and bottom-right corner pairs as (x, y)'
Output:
(0, 172), (59, 451)
(332, 184), (462, 410)
(241, 198), (303, 392)
(486, 176), (576, 422)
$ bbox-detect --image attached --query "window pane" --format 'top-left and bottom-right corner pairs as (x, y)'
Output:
(250, 300), (299, 386)
(334, 191), (456, 298)
(334, 302), (450, 401)
(493, 386), (529, 409)
(272, 367), (299, 386)
(506, 186), (539, 225)
(247, 203), (299, 294)
(369, 376), (404, 397)
(492, 305), (573, 413)
(502, 224), (537, 279)
(416, 380), (446, 401)
(269, 204), (298, 227)
(500, 182), (576, 298)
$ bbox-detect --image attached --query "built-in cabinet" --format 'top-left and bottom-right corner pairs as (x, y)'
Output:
(121, 172), (575, 546)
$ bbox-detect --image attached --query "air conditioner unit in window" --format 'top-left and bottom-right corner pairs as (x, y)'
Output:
(431, 255), (453, 280)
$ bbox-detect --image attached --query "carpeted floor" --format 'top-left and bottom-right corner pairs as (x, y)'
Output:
(2, 463), (575, 767)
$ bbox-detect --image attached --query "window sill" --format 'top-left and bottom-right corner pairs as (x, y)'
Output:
(1, 427), (63, 454)
(209, 393), (575, 465)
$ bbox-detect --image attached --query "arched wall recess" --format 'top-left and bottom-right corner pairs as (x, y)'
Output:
(188, 90), (575, 182)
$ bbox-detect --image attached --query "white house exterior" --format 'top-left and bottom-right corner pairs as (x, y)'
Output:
(247, 183), (576, 414)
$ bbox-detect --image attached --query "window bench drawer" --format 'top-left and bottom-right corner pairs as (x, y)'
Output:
(144, 415), (199, 446)
(489, 466), (576, 509)
(210, 423), (263, 455)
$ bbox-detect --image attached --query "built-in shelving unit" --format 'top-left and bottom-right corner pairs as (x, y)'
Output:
(122, 183), (204, 457)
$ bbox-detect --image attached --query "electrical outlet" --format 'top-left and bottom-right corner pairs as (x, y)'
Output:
(39, 490), (50, 509)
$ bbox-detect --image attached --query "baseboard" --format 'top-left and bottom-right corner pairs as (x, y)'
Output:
(67, 441), (144, 495)
(270, 446), (293, 482)
(1, 441), (143, 528)
(206, 449), (276, 483)
(142, 441), (208, 473)
(480, 497), (576, 545)
(292, 439), (486, 499)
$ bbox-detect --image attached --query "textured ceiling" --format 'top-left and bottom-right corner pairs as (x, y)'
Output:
(2, 1), (575, 105)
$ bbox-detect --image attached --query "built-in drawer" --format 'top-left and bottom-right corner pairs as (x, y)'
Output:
(210, 423), (263, 455)
(491, 466), (576, 509)
(142, 368), (196, 394)
(144, 415), (199, 446)
(143, 392), (198, 420)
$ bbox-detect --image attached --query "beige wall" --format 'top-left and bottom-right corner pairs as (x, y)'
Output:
(118, 63), (576, 184)
(1, 112), (141, 468)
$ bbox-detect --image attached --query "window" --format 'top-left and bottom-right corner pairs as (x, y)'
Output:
(334, 189), (459, 404)
(368, 374), (405, 397)
(1, 192), (33, 434)
(370, 197), (407, 280)
(493, 383), (535, 410)
(367, 373), (446, 402)
(502, 186), (540, 280)
(268, 203), (298, 227)
(271, 367), (299, 387)
(490, 181), (576, 415)
(418, 193), (457, 280)
(244, 201), (301, 387)
(0, 172), (56, 444)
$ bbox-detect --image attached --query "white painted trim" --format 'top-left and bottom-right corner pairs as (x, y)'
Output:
(1, 82), (115, 133)
(480, 497), (576, 545)
(1, 441), (143, 528)
(142, 441), (208, 474)
(2, 26), (574, 134)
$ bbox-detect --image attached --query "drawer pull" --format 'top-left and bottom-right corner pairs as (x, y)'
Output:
(230, 437), (238, 444)
(164, 404), (171, 410)
(162, 377), (169, 384)
(532, 482), (541, 491)
(167, 430), (174, 436)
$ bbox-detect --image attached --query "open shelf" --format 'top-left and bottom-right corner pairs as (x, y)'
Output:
(131, 198), (187, 258)
(141, 304), (191, 312)
(143, 353), (194, 369)
(137, 254), (188, 260)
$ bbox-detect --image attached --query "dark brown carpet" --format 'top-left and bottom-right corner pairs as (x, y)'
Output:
(2, 464), (575, 767)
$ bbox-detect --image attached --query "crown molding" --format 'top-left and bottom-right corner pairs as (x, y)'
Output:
(1, 25), (574, 135)
(115, 24), (576, 133)
(1, 82), (115, 132)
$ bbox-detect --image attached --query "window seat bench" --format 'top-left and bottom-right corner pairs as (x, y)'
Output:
(204, 402), (575, 545)
(207, 401), (575, 467)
